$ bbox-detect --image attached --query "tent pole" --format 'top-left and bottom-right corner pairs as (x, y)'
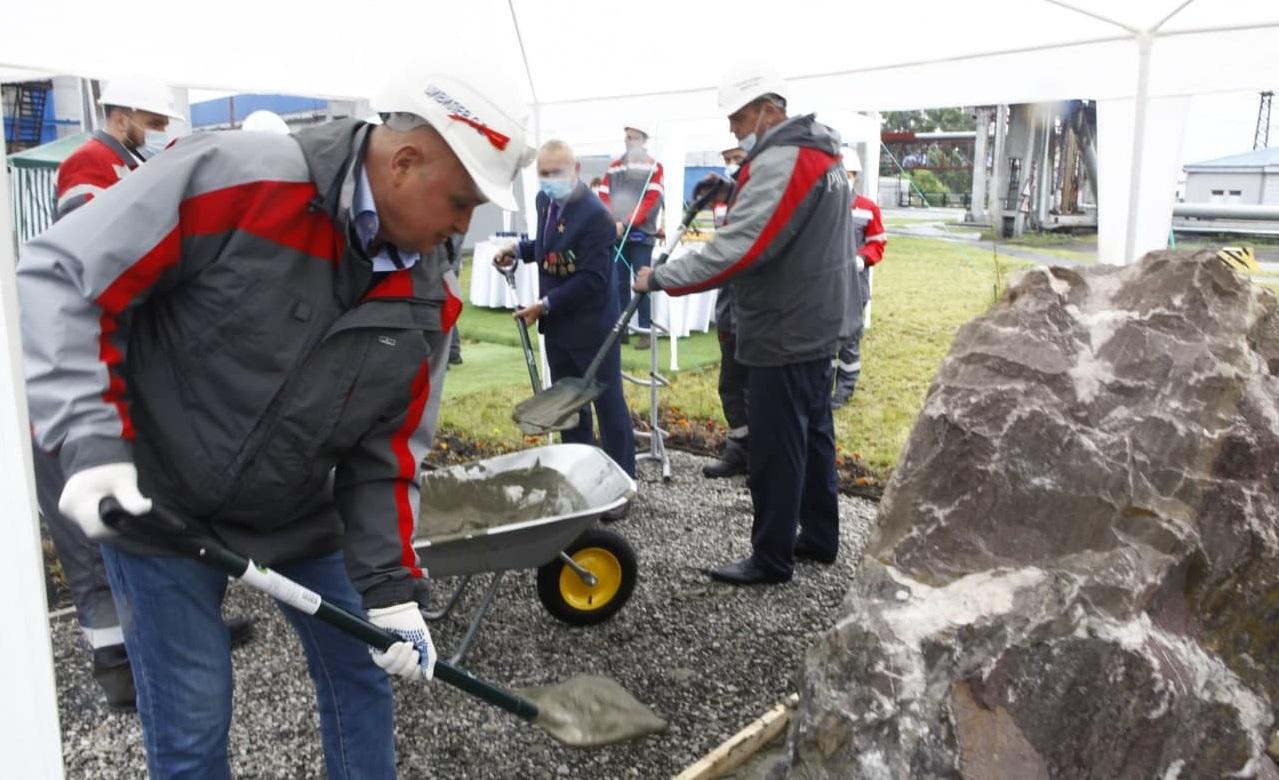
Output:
(1123, 31), (1153, 264)
(0, 119), (64, 777)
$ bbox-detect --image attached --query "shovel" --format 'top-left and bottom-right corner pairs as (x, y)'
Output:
(499, 263), (580, 431)
(512, 190), (717, 435)
(99, 499), (665, 748)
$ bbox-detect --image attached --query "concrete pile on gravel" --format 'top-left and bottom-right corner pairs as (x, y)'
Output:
(55, 450), (876, 779)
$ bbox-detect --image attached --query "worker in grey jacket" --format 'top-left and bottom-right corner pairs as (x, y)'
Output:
(19, 67), (533, 776)
(636, 66), (854, 585)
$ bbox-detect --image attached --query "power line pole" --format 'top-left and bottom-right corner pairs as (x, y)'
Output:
(1255, 91), (1273, 150)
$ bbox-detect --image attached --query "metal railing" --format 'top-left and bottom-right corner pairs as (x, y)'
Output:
(895, 190), (972, 209)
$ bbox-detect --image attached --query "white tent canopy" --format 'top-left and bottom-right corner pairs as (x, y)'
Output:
(4, 1), (1279, 775)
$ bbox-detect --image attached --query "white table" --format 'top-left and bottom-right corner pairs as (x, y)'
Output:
(469, 238), (539, 309)
(642, 244), (718, 370)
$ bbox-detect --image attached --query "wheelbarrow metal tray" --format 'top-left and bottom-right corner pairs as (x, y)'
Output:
(414, 444), (635, 579)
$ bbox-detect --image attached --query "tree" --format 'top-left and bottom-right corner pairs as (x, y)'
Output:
(881, 108), (973, 134)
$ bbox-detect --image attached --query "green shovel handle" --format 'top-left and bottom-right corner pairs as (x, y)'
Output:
(99, 499), (539, 722)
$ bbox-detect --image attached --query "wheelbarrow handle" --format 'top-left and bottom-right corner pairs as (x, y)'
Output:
(98, 498), (539, 722)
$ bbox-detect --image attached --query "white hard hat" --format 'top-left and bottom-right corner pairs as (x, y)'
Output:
(372, 67), (534, 211)
(99, 75), (184, 120)
(842, 147), (862, 173)
(624, 125), (650, 138)
(241, 110), (289, 135)
(718, 65), (788, 115)
(721, 136), (744, 155)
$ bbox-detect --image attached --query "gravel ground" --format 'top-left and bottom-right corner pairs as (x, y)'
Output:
(55, 450), (876, 779)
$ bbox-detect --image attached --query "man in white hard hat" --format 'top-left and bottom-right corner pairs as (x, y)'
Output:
(832, 147), (888, 408)
(598, 124), (664, 349)
(703, 142), (751, 479)
(19, 66), (532, 774)
(34, 73), (261, 712)
(634, 66), (852, 585)
(52, 75), (184, 219)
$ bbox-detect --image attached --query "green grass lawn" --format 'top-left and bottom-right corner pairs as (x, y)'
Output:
(440, 238), (1028, 476)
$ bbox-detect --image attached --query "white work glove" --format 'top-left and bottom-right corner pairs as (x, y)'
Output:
(492, 241), (519, 270)
(58, 462), (153, 540)
(368, 602), (436, 682)
(855, 255), (866, 272)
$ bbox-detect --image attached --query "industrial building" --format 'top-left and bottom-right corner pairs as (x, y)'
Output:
(1182, 147), (1279, 205)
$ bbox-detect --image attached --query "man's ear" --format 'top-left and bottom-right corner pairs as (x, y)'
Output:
(390, 143), (424, 184)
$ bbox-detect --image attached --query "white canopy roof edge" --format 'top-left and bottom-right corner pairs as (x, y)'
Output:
(5, 2), (1279, 771)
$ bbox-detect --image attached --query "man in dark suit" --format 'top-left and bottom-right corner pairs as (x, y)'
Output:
(494, 140), (637, 483)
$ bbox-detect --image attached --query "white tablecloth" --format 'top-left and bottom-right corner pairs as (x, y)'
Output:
(647, 245), (717, 339)
(469, 238), (539, 309)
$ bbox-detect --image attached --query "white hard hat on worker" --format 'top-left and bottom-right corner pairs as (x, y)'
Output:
(99, 75), (184, 120)
(842, 147), (862, 173)
(241, 110), (290, 135)
(373, 68), (534, 212)
(717, 65), (789, 155)
(98, 75), (184, 159)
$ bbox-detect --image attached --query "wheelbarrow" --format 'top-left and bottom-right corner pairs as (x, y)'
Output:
(414, 443), (637, 663)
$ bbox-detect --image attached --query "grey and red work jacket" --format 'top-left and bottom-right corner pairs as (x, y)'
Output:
(650, 114), (854, 368)
(19, 119), (458, 608)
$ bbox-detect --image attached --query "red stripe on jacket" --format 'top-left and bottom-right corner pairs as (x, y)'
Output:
(363, 269), (415, 300)
(853, 194), (887, 266)
(390, 361), (431, 577)
(665, 147), (837, 296)
(179, 180), (339, 260)
(92, 180), (341, 441)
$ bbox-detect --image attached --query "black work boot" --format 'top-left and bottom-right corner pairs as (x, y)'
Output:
(92, 644), (136, 712)
(703, 437), (749, 478)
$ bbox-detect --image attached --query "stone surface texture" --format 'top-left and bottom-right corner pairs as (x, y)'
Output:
(788, 252), (1279, 779)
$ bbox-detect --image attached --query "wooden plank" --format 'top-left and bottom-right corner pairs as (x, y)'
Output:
(674, 693), (799, 780)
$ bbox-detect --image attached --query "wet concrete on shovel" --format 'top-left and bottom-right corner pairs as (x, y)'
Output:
(419, 464), (588, 539)
(522, 674), (668, 748)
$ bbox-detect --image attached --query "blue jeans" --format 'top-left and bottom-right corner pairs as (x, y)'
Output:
(101, 547), (396, 779)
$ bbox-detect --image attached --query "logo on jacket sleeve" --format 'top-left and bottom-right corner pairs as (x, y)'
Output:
(379, 336), (398, 347)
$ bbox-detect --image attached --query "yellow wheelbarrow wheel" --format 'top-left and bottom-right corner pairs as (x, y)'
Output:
(536, 527), (637, 626)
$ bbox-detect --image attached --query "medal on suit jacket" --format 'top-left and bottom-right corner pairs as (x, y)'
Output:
(543, 249), (577, 277)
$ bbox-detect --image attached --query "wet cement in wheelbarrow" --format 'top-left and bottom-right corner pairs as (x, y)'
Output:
(419, 465), (589, 539)
(522, 674), (668, 747)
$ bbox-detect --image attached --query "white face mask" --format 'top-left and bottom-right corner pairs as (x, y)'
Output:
(139, 128), (173, 160)
(724, 163), (740, 177)
(737, 107), (771, 155)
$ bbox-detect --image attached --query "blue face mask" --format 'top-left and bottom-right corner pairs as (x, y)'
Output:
(139, 128), (173, 160)
(539, 177), (575, 201)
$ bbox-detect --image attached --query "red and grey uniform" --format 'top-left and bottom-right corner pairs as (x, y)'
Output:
(599, 151), (665, 331)
(20, 119), (458, 608)
(54, 129), (144, 220)
(649, 114), (852, 576)
(597, 153), (664, 246)
(835, 194), (888, 399)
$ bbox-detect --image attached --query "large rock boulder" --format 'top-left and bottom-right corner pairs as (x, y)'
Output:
(787, 252), (1279, 778)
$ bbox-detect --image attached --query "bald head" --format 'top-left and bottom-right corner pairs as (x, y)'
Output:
(364, 119), (486, 254)
(536, 139), (579, 179)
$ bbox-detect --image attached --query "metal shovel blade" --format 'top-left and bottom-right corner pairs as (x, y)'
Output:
(522, 674), (668, 747)
(512, 377), (601, 435)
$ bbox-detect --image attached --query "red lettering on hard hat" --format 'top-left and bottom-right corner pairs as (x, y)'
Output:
(448, 114), (510, 152)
